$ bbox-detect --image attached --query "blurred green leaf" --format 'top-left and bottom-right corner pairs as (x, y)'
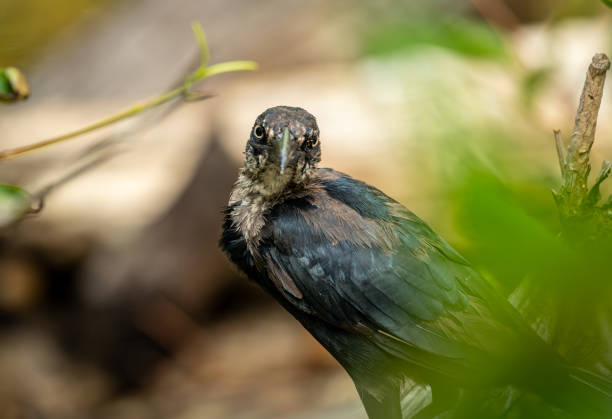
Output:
(521, 67), (553, 108)
(452, 169), (570, 291)
(0, 184), (32, 227)
(363, 18), (507, 59)
(0, 67), (30, 103)
(601, 0), (612, 8)
(421, 119), (565, 292)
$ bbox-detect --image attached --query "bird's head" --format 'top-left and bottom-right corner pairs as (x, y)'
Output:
(243, 106), (321, 197)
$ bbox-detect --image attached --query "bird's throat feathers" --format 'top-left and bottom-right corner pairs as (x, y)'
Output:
(228, 168), (319, 250)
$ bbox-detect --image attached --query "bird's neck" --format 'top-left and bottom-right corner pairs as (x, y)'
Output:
(230, 167), (317, 204)
(228, 169), (317, 246)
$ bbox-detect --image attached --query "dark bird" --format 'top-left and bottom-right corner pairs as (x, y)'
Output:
(220, 106), (612, 418)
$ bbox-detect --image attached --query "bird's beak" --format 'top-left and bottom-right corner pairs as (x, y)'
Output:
(278, 127), (291, 175)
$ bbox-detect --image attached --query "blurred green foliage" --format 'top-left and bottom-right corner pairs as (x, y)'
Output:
(434, 120), (612, 376)
(0, 184), (32, 227)
(0, 67), (30, 102)
(373, 19), (612, 411)
(426, 124), (612, 418)
(500, 0), (606, 22)
(556, 0), (612, 17)
(603, 0), (612, 8)
(521, 67), (553, 109)
(362, 18), (508, 59)
(429, 125), (562, 294)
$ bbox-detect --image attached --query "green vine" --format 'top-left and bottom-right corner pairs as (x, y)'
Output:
(0, 22), (257, 161)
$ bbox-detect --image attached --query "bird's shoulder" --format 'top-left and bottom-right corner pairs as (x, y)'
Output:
(264, 167), (468, 268)
(263, 168), (404, 251)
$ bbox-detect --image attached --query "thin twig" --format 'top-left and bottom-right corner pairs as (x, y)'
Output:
(554, 129), (566, 177)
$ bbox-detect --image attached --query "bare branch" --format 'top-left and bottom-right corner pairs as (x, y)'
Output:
(561, 53), (610, 210)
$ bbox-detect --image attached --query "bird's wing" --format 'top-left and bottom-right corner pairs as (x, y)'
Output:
(259, 169), (523, 363)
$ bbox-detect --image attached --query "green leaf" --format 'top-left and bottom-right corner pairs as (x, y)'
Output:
(602, 0), (612, 8)
(362, 18), (507, 59)
(584, 160), (612, 207)
(0, 67), (30, 103)
(0, 184), (32, 227)
(521, 67), (553, 108)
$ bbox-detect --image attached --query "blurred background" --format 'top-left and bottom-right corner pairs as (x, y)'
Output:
(1, 0), (612, 418)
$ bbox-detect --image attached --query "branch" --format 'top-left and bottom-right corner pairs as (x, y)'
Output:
(555, 53), (610, 225)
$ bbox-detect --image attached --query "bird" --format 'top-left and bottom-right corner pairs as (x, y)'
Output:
(219, 106), (612, 418)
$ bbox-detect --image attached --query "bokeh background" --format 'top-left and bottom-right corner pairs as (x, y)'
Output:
(1, 1), (612, 418)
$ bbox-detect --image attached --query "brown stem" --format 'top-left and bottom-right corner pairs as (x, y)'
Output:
(561, 53), (610, 211)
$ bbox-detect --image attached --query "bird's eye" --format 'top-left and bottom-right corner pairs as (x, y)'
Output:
(305, 135), (319, 149)
(253, 125), (265, 140)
